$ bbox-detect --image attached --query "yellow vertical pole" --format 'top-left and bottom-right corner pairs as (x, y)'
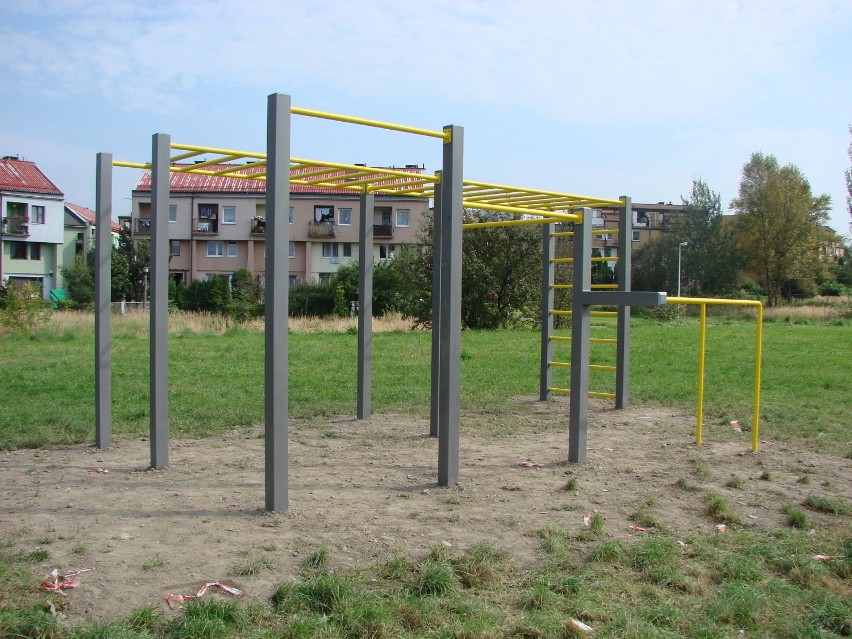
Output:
(752, 304), (763, 452)
(696, 303), (707, 445)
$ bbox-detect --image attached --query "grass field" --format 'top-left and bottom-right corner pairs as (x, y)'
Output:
(0, 312), (849, 452)
(1, 311), (850, 638)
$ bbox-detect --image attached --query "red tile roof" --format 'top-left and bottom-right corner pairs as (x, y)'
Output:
(65, 202), (121, 232)
(134, 164), (423, 195)
(0, 158), (64, 196)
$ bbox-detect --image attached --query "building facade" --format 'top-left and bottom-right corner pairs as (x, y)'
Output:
(128, 164), (429, 286)
(0, 157), (65, 296)
(589, 202), (687, 266)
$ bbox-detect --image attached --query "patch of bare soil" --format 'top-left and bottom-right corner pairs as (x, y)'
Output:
(1, 399), (848, 626)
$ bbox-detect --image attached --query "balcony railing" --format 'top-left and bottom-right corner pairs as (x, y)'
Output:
(250, 218), (266, 235)
(308, 221), (335, 238)
(373, 224), (393, 238)
(193, 218), (218, 235)
(2, 216), (29, 236)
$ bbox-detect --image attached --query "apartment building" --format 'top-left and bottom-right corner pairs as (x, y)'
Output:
(0, 156), (65, 296)
(589, 202), (687, 266)
(128, 164), (429, 285)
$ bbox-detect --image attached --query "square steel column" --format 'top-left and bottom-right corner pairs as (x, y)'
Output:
(568, 210), (592, 463)
(357, 190), (374, 419)
(539, 222), (555, 400)
(95, 152), (112, 449)
(429, 177), (443, 437)
(150, 134), (170, 469)
(437, 127), (463, 486)
(265, 93), (291, 512)
(615, 196), (632, 409)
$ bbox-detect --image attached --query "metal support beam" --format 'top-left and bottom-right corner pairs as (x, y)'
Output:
(264, 93), (291, 512)
(539, 222), (555, 400)
(150, 134), (170, 469)
(615, 196), (632, 408)
(578, 291), (665, 307)
(429, 177), (442, 438)
(437, 127), (463, 486)
(357, 190), (374, 419)
(568, 211), (592, 463)
(95, 152), (112, 449)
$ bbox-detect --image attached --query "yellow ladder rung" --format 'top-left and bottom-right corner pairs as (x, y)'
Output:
(548, 362), (617, 372)
(549, 336), (618, 344)
(547, 388), (616, 399)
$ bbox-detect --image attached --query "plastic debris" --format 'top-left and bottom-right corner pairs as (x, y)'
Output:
(582, 513), (592, 527)
(715, 524), (727, 533)
(166, 582), (242, 609)
(517, 460), (543, 468)
(87, 467), (109, 474)
(567, 618), (594, 633)
(676, 540), (688, 548)
(42, 567), (94, 595)
(628, 525), (648, 532)
(730, 420), (742, 432)
(812, 554), (833, 561)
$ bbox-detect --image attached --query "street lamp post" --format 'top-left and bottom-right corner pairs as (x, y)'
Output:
(677, 241), (688, 297)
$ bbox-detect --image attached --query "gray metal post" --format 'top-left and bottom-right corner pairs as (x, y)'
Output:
(437, 127), (463, 486)
(265, 93), (291, 512)
(429, 177), (443, 437)
(568, 210), (592, 463)
(539, 222), (555, 400)
(357, 190), (374, 419)
(150, 134), (170, 469)
(95, 153), (112, 449)
(615, 196), (632, 408)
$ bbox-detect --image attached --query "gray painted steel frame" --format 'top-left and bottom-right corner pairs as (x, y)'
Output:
(95, 153), (112, 449)
(429, 178), (443, 438)
(264, 93), (291, 512)
(615, 197), (632, 408)
(539, 223), (555, 400)
(150, 134), (170, 469)
(437, 128), (463, 486)
(568, 211), (593, 462)
(357, 190), (374, 419)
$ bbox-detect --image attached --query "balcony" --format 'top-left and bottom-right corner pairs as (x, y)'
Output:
(2, 216), (29, 236)
(193, 218), (218, 235)
(135, 218), (151, 234)
(308, 221), (335, 238)
(250, 218), (266, 235)
(373, 224), (393, 238)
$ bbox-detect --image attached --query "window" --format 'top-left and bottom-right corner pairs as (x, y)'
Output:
(30, 243), (41, 260)
(318, 273), (332, 284)
(396, 209), (410, 227)
(227, 241), (238, 257)
(379, 244), (396, 259)
(169, 205), (177, 223)
(342, 242), (351, 258)
(321, 242), (339, 258)
(339, 208), (352, 225)
(603, 248), (611, 258)
(223, 206), (236, 224)
(11, 242), (27, 259)
(314, 205), (334, 223)
(289, 275), (298, 286)
(207, 241), (224, 257)
(631, 230), (641, 242)
(31, 206), (45, 224)
(170, 240), (181, 256)
(289, 206), (294, 224)
(199, 204), (217, 219)
(289, 241), (295, 258)
(599, 233), (610, 241)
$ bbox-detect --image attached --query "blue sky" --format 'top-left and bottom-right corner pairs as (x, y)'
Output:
(2, 0), (850, 234)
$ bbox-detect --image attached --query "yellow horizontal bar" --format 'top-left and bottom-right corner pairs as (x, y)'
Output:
(464, 217), (566, 229)
(550, 336), (617, 344)
(173, 154), (242, 171)
(550, 284), (620, 290)
(592, 228), (619, 235)
(590, 392), (617, 399)
(291, 106), (448, 140)
(549, 363), (617, 372)
(113, 160), (149, 169)
(551, 231), (574, 237)
(550, 361), (571, 367)
(209, 160), (267, 176)
(552, 258), (574, 263)
(550, 310), (618, 317)
(463, 179), (623, 207)
(171, 143), (267, 160)
(667, 297), (762, 308)
(547, 388), (616, 399)
(463, 200), (581, 221)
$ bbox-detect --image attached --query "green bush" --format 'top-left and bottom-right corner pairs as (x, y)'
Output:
(819, 280), (846, 297)
(289, 282), (335, 317)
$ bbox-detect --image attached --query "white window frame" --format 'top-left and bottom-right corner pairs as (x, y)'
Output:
(289, 206), (294, 224)
(223, 206), (236, 224)
(169, 204), (177, 223)
(170, 239), (181, 256)
(227, 241), (238, 257)
(207, 241), (224, 257)
(289, 241), (295, 258)
(395, 209), (410, 227)
(342, 242), (351, 258)
(321, 242), (339, 258)
(631, 230), (641, 242)
(31, 205), (45, 225)
(338, 208), (352, 226)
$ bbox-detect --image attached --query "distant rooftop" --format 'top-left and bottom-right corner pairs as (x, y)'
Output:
(0, 156), (64, 196)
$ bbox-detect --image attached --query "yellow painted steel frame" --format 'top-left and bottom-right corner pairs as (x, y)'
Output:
(666, 297), (764, 452)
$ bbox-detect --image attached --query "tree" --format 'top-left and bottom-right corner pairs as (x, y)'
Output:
(0, 282), (52, 335)
(393, 210), (543, 330)
(61, 254), (95, 306)
(674, 179), (741, 296)
(730, 153), (831, 306)
(115, 230), (150, 302)
(632, 233), (680, 293)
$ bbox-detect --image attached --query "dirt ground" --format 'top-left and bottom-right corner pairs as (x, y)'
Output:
(1, 398), (849, 627)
